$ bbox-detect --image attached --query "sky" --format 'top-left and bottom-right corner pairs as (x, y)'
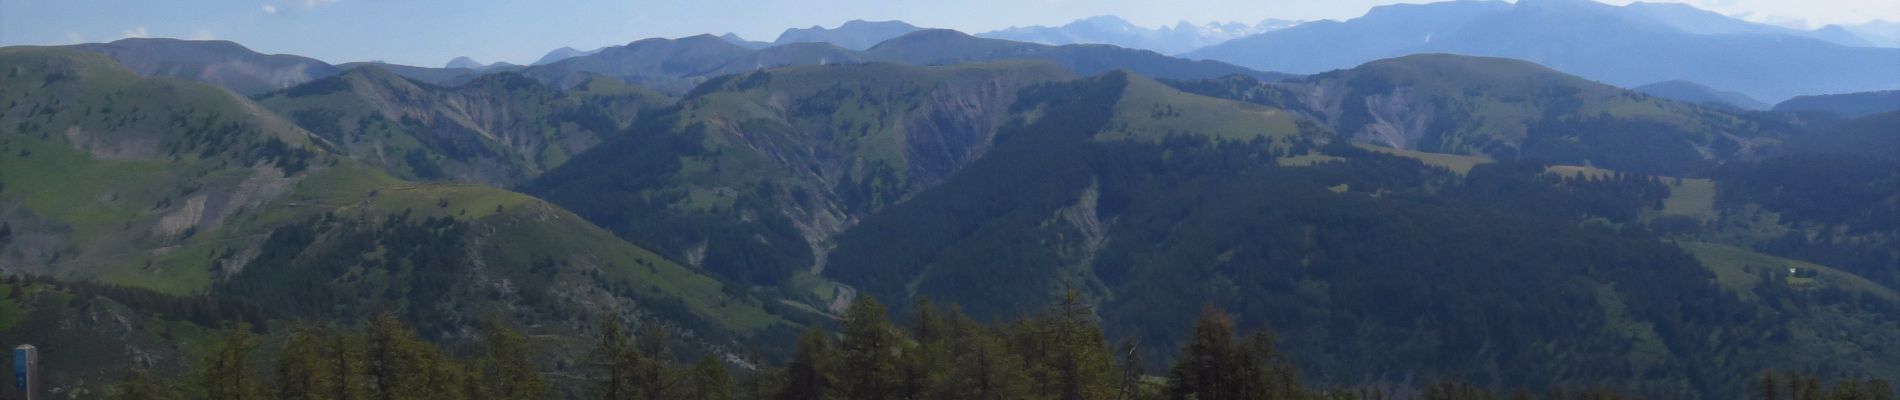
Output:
(2, 0), (1896, 67)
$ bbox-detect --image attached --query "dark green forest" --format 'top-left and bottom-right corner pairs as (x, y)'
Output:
(105, 295), (1897, 400)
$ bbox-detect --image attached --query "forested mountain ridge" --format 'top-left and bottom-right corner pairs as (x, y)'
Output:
(1773, 90), (1900, 118)
(0, 47), (798, 395)
(517, 29), (1291, 96)
(773, 20), (925, 50)
(1165, 54), (1795, 176)
(527, 61), (1076, 290)
(814, 71), (1900, 398)
(253, 65), (673, 185)
(1634, 80), (1770, 111)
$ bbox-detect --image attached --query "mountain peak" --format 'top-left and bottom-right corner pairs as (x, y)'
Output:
(446, 56), (483, 69)
(776, 20), (926, 50)
(533, 46), (599, 66)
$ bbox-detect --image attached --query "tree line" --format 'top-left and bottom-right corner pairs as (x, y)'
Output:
(105, 293), (1893, 400)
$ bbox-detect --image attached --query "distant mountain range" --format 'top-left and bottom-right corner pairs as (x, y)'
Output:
(978, 15), (1302, 55)
(57, 30), (1282, 98)
(772, 20), (923, 50)
(520, 29), (1291, 94)
(1620, 2), (1875, 47)
(444, 56), (518, 70)
(1186, 0), (1900, 102)
(48, 1), (1896, 109)
(1840, 20), (1900, 47)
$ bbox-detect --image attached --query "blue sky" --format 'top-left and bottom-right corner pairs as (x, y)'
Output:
(2, 0), (1895, 67)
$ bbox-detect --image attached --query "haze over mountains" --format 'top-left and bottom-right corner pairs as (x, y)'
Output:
(979, 15), (1303, 55)
(1186, 0), (1900, 102)
(3, 0), (1899, 398)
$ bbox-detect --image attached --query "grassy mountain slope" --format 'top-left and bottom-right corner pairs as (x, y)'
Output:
(68, 38), (340, 95)
(773, 20), (924, 50)
(864, 29), (1296, 82)
(0, 46), (323, 286)
(518, 30), (1294, 96)
(521, 34), (756, 93)
(824, 72), (1318, 317)
(1167, 54), (1795, 175)
(815, 72), (1900, 398)
(254, 66), (673, 185)
(332, 61), (511, 87)
(0, 47), (793, 391)
(528, 61), (1075, 290)
(1634, 80), (1770, 110)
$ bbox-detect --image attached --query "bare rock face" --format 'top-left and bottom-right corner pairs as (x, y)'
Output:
(673, 63), (1073, 274)
(1357, 87), (1436, 150)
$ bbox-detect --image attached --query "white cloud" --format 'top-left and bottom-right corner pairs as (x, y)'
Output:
(121, 26), (148, 39)
(64, 32), (85, 44)
(300, 0), (336, 8)
(190, 29), (218, 40)
(262, 4), (277, 14)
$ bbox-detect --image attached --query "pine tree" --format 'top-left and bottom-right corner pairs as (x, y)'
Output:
(366, 312), (453, 400)
(1168, 306), (1243, 400)
(940, 307), (1033, 400)
(903, 299), (951, 400)
(1022, 290), (1117, 400)
(636, 325), (677, 400)
(276, 324), (335, 400)
(777, 327), (837, 400)
(326, 325), (368, 400)
(841, 296), (900, 400)
(196, 323), (264, 400)
(1238, 329), (1300, 399)
(688, 356), (736, 400)
(1759, 371), (1780, 400)
(741, 350), (776, 400)
(478, 320), (549, 400)
(593, 316), (640, 400)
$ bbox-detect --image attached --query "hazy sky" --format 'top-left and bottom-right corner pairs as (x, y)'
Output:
(2, 0), (1895, 67)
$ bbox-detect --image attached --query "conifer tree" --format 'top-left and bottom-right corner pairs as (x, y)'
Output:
(326, 325), (368, 400)
(841, 296), (899, 400)
(196, 323), (264, 400)
(593, 317), (640, 400)
(1168, 307), (1243, 400)
(1022, 290), (1117, 400)
(940, 306), (1033, 400)
(276, 324), (334, 400)
(366, 312), (453, 400)
(478, 320), (549, 400)
(777, 327), (837, 400)
(903, 299), (950, 400)
(688, 356), (736, 400)
(1759, 371), (1780, 400)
